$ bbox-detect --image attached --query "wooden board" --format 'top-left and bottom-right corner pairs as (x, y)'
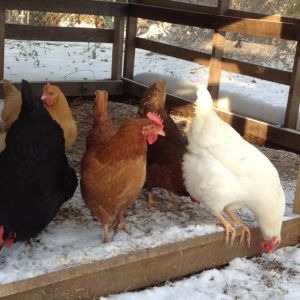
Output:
(207, 0), (230, 104)
(0, 80), (123, 98)
(1, 217), (299, 300)
(128, 3), (300, 41)
(294, 166), (300, 214)
(123, 78), (300, 153)
(1, 0), (128, 16)
(123, 15), (138, 79)
(111, 14), (126, 80)
(284, 42), (300, 129)
(0, 9), (4, 80)
(5, 24), (114, 43)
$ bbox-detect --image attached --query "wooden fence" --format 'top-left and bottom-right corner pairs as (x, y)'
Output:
(1, 0), (299, 151)
(0, 1), (300, 298)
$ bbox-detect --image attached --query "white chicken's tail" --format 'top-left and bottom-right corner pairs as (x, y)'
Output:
(195, 87), (214, 116)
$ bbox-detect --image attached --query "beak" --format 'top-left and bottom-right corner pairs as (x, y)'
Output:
(41, 94), (47, 101)
(158, 129), (165, 136)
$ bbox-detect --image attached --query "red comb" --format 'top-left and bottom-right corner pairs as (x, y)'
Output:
(146, 112), (164, 130)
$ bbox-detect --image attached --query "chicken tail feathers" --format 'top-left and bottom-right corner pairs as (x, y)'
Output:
(21, 80), (42, 114)
(195, 87), (213, 115)
(94, 90), (109, 119)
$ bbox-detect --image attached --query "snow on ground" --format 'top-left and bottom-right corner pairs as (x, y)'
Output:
(102, 244), (300, 300)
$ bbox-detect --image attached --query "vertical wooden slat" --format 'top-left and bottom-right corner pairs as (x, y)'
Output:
(284, 42), (300, 129)
(207, 0), (230, 105)
(111, 1), (126, 80)
(123, 0), (138, 79)
(0, 9), (5, 80)
(293, 165), (300, 214)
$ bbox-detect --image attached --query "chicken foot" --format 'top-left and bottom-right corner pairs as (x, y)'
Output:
(214, 212), (236, 246)
(167, 191), (183, 207)
(112, 211), (129, 233)
(224, 209), (251, 247)
(147, 192), (164, 210)
(147, 191), (182, 211)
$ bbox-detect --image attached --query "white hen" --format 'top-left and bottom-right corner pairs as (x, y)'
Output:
(182, 88), (285, 254)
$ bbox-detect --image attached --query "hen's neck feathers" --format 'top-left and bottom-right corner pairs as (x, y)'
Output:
(195, 88), (214, 115)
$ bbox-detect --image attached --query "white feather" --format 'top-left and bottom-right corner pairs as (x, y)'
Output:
(182, 88), (285, 241)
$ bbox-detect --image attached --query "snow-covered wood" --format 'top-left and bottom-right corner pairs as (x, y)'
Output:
(1, 217), (299, 300)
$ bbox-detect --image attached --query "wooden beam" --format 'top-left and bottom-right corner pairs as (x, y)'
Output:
(1, 0), (128, 16)
(137, 0), (218, 15)
(294, 165), (300, 214)
(123, 78), (300, 153)
(1, 217), (299, 300)
(284, 42), (300, 129)
(111, 14), (126, 80)
(207, 0), (230, 104)
(123, 16), (137, 79)
(0, 80), (123, 98)
(0, 9), (4, 81)
(135, 38), (291, 85)
(227, 9), (300, 25)
(128, 3), (300, 41)
(5, 24), (114, 43)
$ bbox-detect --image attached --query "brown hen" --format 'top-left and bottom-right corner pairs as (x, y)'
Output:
(81, 90), (165, 243)
(138, 80), (188, 208)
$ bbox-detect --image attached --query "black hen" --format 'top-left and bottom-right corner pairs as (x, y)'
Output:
(138, 80), (188, 208)
(0, 80), (77, 247)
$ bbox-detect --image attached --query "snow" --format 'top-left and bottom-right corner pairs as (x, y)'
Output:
(0, 39), (299, 298)
(3, 39), (300, 130)
(102, 245), (300, 300)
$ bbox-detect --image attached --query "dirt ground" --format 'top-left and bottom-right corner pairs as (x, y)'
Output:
(68, 96), (300, 185)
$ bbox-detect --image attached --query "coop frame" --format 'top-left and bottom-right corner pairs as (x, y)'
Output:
(0, 0), (300, 299)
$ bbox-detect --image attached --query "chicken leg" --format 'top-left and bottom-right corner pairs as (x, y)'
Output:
(214, 212), (236, 246)
(224, 209), (251, 247)
(102, 224), (111, 243)
(112, 211), (128, 233)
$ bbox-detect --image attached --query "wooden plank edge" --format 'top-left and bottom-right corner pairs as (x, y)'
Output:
(1, 0), (128, 17)
(0, 80), (124, 97)
(0, 217), (299, 300)
(128, 3), (300, 41)
(294, 165), (300, 214)
(123, 78), (300, 153)
(5, 24), (114, 43)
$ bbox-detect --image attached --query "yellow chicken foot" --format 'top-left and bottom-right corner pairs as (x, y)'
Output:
(102, 224), (111, 243)
(224, 209), (251, 247)
(214, 212), (236, 246)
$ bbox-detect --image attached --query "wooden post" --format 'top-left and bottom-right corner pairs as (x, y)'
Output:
(293, 165), (300, 214)
(0, 8), (5, 81)
(111, 1), (126, 80)
(284, 41), (300, 129)
(123, 1), (138, 79)
(207, 0), (230, 106)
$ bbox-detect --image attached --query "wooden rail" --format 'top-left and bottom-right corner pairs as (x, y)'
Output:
(5, 24), (114, 43)
(0, 0), (128, 16)
(123, 78), (300, 153)
(294, 166), (300, 214)
(1, 217), (299, 300)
